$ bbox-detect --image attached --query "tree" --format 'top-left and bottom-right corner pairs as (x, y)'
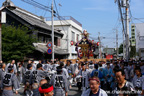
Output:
(2, 24), (37, 62)
(119, 43), (123, 54)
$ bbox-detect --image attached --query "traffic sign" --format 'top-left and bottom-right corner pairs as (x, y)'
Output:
(47, 42), (52, 48)
(47, 48), (52, 54)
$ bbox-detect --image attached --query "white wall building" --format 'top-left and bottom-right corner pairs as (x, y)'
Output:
(46, 16), (82, 59)
(135, 23), (144, 60)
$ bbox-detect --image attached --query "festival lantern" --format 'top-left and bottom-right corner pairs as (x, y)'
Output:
(71, 41), (74, 45)
(97, 42), (100, 46)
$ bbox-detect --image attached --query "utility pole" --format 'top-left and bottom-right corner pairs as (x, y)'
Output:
(51, 0), (54, 61)
(0, 23), (1, 61)
(123, 28), (125, 59)
(125, 0), (129, 61)
(98, 32), (101, 59)
(116, 29), (118, 59)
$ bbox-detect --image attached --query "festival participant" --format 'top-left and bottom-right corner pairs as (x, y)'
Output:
(17, 63), (25, 84)
(43, 60), (52, 72)
(140, 61), (144, 75)
(60, 62), (69, 79)
(120, 62), (129, 81)
(0, 63), (6, 94)
(23, 64), (33, 96)
(129, 61), (137, 82)
(76, 63), (82, 91)
(132, 67), (144, 96)
(52, 60), (59, 71)
(5, 60), (17, 74)
(0, 63), (6, 84)
(78, 62), (91, 94)
(81, 76), (108, 96)
(32, 63), (49, 96)
(113, 69), (135, 96)
(1, 65), (20, 96)
(74, 60), (79, 73)
(65, 60), (75, 89)
(39, 83), (54, 96)
(39, 79), (48, 87)
(98, 62), (106, 89)
(88, 61), (94, 73)
(50, 66), (68, 96)
(0, 60), (3, 67)
(91, 64), (103, 79)
(105, 62), (113, 91)
(31, 60), (37, 71)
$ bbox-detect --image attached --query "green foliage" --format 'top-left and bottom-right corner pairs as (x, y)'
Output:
(119, 43), (123, 54)
(2, 24), (37, 62)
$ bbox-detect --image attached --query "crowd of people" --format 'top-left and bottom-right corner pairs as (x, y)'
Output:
(0, 59), (144, 96)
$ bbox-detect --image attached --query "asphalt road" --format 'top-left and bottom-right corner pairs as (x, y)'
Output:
(15, 86), (82, 96)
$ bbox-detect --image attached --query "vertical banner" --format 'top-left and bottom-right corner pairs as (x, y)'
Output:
(1, 12), (6, 23)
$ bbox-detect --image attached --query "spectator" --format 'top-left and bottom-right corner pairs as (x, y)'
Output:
(114, 69), (135, 96)
(81, 76), (107, 96)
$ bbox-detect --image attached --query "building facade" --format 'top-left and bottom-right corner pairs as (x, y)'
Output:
(0, 0), (64, 60)
(135, 23), (144, 60)
(46, 16), (83, 59)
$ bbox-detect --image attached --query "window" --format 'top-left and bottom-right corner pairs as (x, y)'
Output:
(38, 35), (43, 43)
(57, 38), (61, 46)
(132, 33), (135, 35)
(72, 32), (75, 42)
(131, 29), (135, 32)
(77, 34), (79, 42)
(132, 36), (135, 39)
(132, 25), (135, 28)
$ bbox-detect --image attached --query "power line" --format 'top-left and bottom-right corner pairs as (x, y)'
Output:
(53, 0), (67, 35)
(21, 0), (52, 12)
(117, 0), (126, 37)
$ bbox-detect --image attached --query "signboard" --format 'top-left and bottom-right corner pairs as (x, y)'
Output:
(47, 42), (52, 48)
(1, 12), (6, 23)
(47, 48), (52, 54)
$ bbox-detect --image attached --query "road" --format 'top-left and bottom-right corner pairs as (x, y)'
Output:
(15, 86), (82, 96)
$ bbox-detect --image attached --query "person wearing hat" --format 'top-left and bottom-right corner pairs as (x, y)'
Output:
(50, 66), (68, 96)
(81, 76), (107, 96)
(1, 65), (20, 96)
(39, 83), (54, 96)
(77, 62), (91, 94)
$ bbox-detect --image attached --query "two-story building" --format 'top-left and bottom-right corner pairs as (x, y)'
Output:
(46, 16), (83, 59)
(0, 0), (64, 60)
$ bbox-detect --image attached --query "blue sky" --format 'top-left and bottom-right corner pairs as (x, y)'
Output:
(0, 0), (144, 48)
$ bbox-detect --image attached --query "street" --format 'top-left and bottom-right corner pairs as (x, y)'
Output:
(16, 86), (82, 96)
